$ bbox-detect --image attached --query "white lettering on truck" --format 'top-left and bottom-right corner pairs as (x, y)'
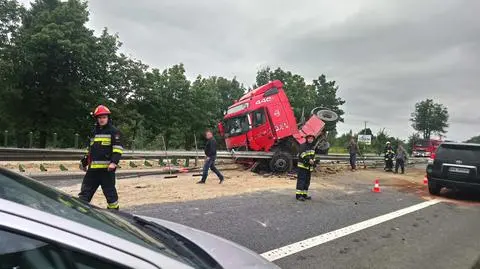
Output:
(255, 97), (272, 105)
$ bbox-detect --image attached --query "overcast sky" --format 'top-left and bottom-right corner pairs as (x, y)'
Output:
(20, 0), (480, 141)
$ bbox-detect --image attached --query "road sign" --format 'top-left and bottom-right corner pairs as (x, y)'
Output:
(358, 135), (372, 145)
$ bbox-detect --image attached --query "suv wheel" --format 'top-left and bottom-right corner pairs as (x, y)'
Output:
(428, 181), (441, 195)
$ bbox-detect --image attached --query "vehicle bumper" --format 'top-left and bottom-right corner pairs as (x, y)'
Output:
(429, 177), (480, 191)
(137, 215), (280, 269)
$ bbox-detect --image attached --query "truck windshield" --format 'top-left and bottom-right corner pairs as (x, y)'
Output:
(415, 140), (430, 147)
(224, 115), (250, 137)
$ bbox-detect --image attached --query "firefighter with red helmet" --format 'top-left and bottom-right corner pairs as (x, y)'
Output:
(79, 105), (123, 210)
(296, 134), (317, 201)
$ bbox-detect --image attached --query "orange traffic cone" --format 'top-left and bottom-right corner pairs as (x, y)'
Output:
(423, 175), (428, 185)
(372, 179), (381, 193)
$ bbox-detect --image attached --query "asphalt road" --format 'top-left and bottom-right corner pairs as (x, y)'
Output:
(129, 175), (480, 269)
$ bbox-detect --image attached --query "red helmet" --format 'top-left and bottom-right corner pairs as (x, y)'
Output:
(93, 105), (111, 117)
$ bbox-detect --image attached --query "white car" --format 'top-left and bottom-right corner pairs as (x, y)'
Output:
(0, 168), (280, 269)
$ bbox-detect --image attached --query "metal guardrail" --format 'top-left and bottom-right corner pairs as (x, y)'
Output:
(0, 147), (416, 162)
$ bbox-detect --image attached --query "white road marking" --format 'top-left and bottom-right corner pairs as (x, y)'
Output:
(260, 199), (441, 262)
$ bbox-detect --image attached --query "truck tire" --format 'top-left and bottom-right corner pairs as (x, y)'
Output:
(269, 152), (293, 173)
(428, 181), (441, 195)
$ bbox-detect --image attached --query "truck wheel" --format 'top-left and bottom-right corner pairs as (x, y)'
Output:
(269, 152), (293, 173)
(428, 181), (441, 195)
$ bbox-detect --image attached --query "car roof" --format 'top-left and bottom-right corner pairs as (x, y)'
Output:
(440, 142), (480, 147)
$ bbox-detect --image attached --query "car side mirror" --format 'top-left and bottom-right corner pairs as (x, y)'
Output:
(218, 122), (225, 137)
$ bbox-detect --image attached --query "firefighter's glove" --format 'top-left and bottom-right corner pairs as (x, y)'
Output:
(80, 156), (88, 170)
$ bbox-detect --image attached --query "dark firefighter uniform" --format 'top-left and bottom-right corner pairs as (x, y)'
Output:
(79, 105), (123, 210)
(296, 137), (316, 201)
(384, 143), (395, 172)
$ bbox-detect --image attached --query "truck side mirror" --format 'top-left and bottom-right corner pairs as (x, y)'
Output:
(217, 122), (225, 137)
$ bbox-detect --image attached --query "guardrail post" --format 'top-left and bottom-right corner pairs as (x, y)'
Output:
(194, 134), (199, 167)
(4, 130), (8, 147)
(53, 133), (57, 148)
(74, 133), (79, 148)
(29, 131), (33, 148)
(185, 157), (189, 167)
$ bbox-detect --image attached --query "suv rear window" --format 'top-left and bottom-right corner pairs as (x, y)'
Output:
(436, 144), (480, 161)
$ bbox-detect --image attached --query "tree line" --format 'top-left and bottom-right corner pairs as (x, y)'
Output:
(0, 0), (345, 150)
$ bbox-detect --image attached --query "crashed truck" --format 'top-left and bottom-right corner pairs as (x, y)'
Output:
(217, 80), (338, 172)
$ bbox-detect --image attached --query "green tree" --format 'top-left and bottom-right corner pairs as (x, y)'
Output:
(407, 133), (421, 154)
(312, 74), (345, 132)
(0, 0), (24, 130)
(465, 135), (480, 144)
(358, 128), (373, 136)
(4, 0), (121, 147)
(410, 99), (449, 140)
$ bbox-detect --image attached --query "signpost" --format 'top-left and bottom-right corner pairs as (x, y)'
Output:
(358, 134), (372, 145)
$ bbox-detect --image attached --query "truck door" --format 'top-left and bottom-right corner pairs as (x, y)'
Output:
(248, 108), (274, 151)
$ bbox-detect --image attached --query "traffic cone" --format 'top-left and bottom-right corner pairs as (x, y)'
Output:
(423, 175), (428, 185)
(372, 179), (381, 193)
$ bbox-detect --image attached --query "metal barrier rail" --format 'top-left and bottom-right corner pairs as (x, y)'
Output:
(0, 147), (415, 162)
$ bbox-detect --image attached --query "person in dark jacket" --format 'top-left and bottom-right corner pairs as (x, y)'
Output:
(384, 141), (395, 172)
(79, 105), (123, 210)
(197, 129), (224, 184)
(394, 145), (407, 174)
(296, 134), (316, 201)
(347, 138), (360, 171)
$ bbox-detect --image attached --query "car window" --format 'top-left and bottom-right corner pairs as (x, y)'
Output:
(0, 228), (130, 269)
(0, 170), (180, 260)
(436, 144), (480, 161)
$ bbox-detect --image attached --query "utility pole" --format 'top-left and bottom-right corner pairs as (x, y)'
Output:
(363, 121), (368, 154)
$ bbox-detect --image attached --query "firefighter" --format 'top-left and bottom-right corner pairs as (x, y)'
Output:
(296, 134), (316, 201)
(384, 141), (395, 172)
(79, 105), (123, 210)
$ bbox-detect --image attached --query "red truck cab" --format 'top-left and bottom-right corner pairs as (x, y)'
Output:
(217, 80), (328, 173)
(413, 139), (443, 157)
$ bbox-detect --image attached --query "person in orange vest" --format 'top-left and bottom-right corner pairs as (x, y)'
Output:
(79, 105), (123, 210)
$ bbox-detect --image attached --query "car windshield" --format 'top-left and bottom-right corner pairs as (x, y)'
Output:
(224, 115), (250, 137)
(436, 144), (480, 162)
(0, 169), (185, 263)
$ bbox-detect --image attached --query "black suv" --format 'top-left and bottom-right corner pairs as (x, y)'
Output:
(426, 142), (480, 195)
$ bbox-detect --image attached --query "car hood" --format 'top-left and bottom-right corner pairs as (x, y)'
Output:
(136, 215), (279, 269)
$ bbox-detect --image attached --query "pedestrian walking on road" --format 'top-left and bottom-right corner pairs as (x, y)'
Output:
(395, 145), (407, 174)
(79, 105), (123, 210)
(347, 138), (360, 171)
(197, 129), (224, 184)
(296, 134), (316, 201)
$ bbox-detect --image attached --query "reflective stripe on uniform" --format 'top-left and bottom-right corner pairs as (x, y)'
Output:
(296, 190), (303, 194)
(90, 161), (110, 169)
(93, 136), (111, 143)
(300, 150), (315, 158)
(112, 145), (124, 154)
(107, 201), (119, 209)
